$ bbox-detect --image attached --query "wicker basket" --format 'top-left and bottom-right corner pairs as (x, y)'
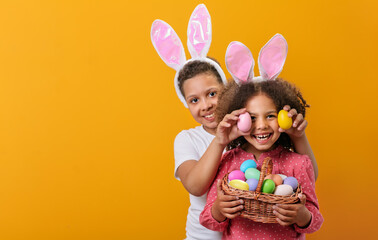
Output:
(221, 157), (302, 223)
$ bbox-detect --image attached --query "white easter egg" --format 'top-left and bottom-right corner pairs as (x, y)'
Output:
(273, 184), (294, 196)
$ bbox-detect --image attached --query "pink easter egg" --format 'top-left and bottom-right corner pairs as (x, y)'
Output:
(228, 170), (246, 181)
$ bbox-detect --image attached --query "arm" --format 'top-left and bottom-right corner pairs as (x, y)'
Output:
(200, 152), (242, 231)
(280, 105), (319, 180)
(273, 156), (323, 233)
(176, 108), (248, 196)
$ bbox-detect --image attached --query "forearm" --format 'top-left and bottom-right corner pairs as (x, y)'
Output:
(178, 138), (226, 196)
(291, 133), (318, 180)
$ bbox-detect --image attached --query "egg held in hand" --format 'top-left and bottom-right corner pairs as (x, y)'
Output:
(237, 112), (252, 132)
(277, 110), (292, 130)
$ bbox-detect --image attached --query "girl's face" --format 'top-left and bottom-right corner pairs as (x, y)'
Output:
(243, 93), (281, 159)
(182, 73), (222, 135)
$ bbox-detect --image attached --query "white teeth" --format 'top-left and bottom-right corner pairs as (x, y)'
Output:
(256, 134), (270, 140)
(204, 113), (214, 118)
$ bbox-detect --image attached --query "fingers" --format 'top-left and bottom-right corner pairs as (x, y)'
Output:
(298, 193), (307, 205)
(218, 109), (246, 130)
(216, 180), (244, 219)
(273, 205), (296, 226)
(217, 180), (240, 202)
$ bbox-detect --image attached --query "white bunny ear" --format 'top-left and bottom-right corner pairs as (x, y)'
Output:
(225, 41), (255, 84)
(187, 4), (212, 59)
(151, 20), (186, 71)
(258, 34), (288, 80)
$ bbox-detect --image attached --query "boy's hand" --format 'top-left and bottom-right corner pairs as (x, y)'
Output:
(273, 193), (312, 227)
(215, 108), (250, 147)
(211, 180), (244, 222)
(279, 105), (307, 138)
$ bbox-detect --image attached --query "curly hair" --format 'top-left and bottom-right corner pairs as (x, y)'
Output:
(177, 59), (223, 97)
(216, 79), (309, 151)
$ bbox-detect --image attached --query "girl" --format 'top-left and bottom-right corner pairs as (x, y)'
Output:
(199, 79), (323, 239)
(151, 5), (318, 239)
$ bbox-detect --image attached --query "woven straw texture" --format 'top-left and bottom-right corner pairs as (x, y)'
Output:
(221, 157), (302, 223)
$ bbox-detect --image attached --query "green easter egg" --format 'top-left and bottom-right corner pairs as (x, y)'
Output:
(262, 179), (275, 194)
(245, 168), (260, 180)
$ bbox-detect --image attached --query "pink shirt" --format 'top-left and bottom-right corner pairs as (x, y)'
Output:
(200, 146), (323, 239)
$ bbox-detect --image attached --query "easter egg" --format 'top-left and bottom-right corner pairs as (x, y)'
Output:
(284, 177), (298, 191)
(240, 160), (257, 172)
(246, 178), (259, 191)
(228, 170), (245, 181)
(245, 168), (260, 180)
(261, 179), (275, 194)
(278, 110), (292, 130)
(264, 174), (283, 186)
(229, 180), (249, 191)
(237, 112), (252, 132)
(278, 174), (287, 181)
(274, 184), (294, 196)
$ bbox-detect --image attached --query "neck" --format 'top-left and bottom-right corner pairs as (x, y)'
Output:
(203, 125), (216, 135)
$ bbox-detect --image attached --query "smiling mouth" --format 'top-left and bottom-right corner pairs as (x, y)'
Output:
(203, 113), (214, 119)
(253, 133), (272, 143)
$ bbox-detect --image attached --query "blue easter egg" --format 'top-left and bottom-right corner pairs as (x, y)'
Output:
(240, 160), (257, 172)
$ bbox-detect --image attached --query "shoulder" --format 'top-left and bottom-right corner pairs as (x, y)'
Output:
(175, 126), (208, 141)
(280, 149), (314, 178)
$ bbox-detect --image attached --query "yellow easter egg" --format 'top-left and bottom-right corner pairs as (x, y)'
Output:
(278, 110), (292, 130)
(229, 180), (249, 191)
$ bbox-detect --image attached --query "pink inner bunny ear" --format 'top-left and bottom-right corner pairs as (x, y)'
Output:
(187, 4), (212, 58)
(258, 34), (288, 80)
(225, 41), (255, 84)
(151, 20), (186, 71)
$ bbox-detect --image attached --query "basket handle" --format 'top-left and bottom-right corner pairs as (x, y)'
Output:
(255, 157), (273, 193)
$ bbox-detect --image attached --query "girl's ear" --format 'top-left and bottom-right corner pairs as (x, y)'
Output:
(187, 4), (212, 59)
(151, 20), (186, 71)
(225, 41), (255, 84)
(258, 34), (288, 80)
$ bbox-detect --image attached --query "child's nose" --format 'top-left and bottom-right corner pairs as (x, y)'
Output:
(201, 98), (213, 110)
(256, 118), (268, 129)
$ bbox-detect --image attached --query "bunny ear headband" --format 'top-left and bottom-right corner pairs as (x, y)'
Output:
(151, 4), (227, 108)
(225, 34), (288, 84)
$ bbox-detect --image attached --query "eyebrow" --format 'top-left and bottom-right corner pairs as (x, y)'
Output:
(248, 110), (277, 115)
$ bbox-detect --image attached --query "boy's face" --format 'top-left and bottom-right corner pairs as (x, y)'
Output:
(182, 73), (222, 135)
(243, 94), (281, 158)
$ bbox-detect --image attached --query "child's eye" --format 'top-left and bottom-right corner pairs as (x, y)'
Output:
(267, 114), (277, 119)
(209, 91), (217, 97)
(190, 98), (198, 104)
(250, 116), (256, 121)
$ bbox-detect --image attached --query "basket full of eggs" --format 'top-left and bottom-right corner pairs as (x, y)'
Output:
(221, 157), (302, 223)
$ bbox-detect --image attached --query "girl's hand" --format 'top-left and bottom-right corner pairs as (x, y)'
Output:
(273, 193), (312, 227)
(215, 108), (250, 147)
(211, 180), (244, 222)
(279, 105), (307, 138)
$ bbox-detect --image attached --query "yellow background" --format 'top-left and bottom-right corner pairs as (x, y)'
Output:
(0, 0), (377, 239)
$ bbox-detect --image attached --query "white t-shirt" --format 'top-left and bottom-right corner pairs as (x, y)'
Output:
(174, 125), (222, 240)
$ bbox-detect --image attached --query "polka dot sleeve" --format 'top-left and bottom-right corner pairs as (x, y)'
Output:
(293, 155), (324, 233)
(199, 151), (234, 232)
